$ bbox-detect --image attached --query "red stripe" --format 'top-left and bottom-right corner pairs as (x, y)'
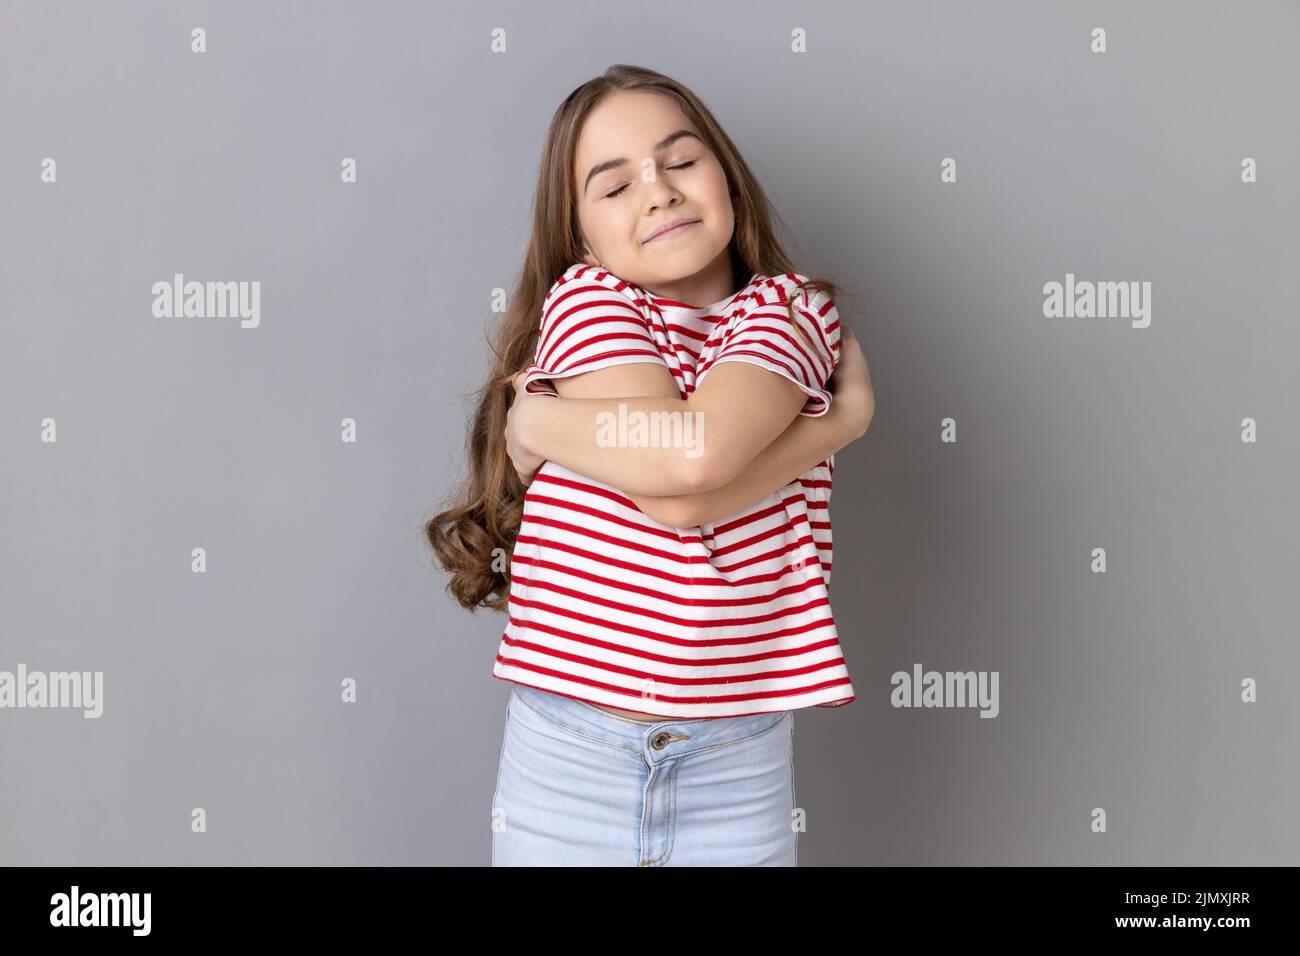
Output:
(539, 297), (647, 363)
(506, 595), (835, 646)
(708, 515), (812, 560)
(500, 627), (847, 672)
(793, 293), (836, 362)
(746, 309), (833, 379)
(521, 508), (817, 569)
(660, 322), (712, 345)
(519, 515), (710, 562)
(707, 534), (828, 575)
(550, 345), (665, 376)
(526, 492), (697, 541)
(510, 573), (830, 628)
(724, 308), (833, 380)
(542, 318), (652, 368)
(515, 518), (824, 576)
(514, 555), (826, 608)
(510, 538), (821, 590)
(529, 485), (811, 553)
(494, 655), (853, 707)
(699, 326), (824, 387)
(710, 493), (805, 536)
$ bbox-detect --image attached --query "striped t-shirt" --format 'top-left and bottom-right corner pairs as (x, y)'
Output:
(491, 262), (856, 719)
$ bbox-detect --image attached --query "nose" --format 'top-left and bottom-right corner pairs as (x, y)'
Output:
(644, 176), (681, 213)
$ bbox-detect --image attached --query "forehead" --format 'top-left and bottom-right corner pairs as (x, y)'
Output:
(574, 91), (699, 172)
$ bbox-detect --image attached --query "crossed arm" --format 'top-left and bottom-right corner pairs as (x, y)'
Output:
(505, 330), (875, 528)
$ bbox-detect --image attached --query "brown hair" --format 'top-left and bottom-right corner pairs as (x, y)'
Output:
(425, 64), (844, 612)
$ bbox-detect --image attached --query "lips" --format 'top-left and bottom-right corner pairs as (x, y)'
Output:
(644, 218), (701, 243)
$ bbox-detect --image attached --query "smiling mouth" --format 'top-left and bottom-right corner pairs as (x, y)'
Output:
(645, 220), (700, 243)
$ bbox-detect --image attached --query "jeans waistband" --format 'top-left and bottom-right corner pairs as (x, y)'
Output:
(508, 682), (789, 759)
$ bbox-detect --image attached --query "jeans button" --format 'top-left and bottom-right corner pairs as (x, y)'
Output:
(651, 731), (672, 750)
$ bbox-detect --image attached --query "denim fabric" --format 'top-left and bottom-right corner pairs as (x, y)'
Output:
(491, 683), (798, 866)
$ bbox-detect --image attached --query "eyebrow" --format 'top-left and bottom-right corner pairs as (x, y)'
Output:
(582, 129), (703, 196)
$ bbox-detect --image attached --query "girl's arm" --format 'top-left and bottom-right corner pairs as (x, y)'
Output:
(509, 361), (813, 496)
(516, 271), (843, 495)
(509, 329), (875, 526)
(624, 392), (865, 527)
(627, 327), (874, 526)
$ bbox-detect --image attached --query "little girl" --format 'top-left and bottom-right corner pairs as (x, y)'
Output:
(427, 64), (875, 866)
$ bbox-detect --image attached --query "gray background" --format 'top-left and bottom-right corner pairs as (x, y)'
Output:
(1, 0), (1296, 865)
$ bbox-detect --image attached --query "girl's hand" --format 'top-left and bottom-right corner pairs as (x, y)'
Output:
(505, 371), (546, 486)
(826, 327), (875, 448)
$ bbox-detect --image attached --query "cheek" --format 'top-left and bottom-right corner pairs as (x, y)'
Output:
(702, 170), (733, 213)
(702, 172), (733, 212)
(580, 206), (616, 245)
(702, 157), (729, 190)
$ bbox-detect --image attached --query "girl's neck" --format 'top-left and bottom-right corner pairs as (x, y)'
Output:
(638, 253), (737, 310)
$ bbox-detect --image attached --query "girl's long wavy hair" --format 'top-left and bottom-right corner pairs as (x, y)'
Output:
(426, 64), (845, 612)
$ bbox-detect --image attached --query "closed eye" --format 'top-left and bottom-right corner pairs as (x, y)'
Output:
(603, 160), (697, 199)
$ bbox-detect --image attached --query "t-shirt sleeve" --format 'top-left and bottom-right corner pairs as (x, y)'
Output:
(522, 270), (667, 397)
(696, 278), (840, 416)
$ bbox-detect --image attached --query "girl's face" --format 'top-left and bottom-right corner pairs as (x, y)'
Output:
(573, 90), (738, 303)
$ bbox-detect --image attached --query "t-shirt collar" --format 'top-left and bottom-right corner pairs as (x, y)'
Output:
(650, 273), (762, 314)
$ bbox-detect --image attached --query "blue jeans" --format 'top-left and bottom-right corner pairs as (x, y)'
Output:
(491, 682), (798, 866)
